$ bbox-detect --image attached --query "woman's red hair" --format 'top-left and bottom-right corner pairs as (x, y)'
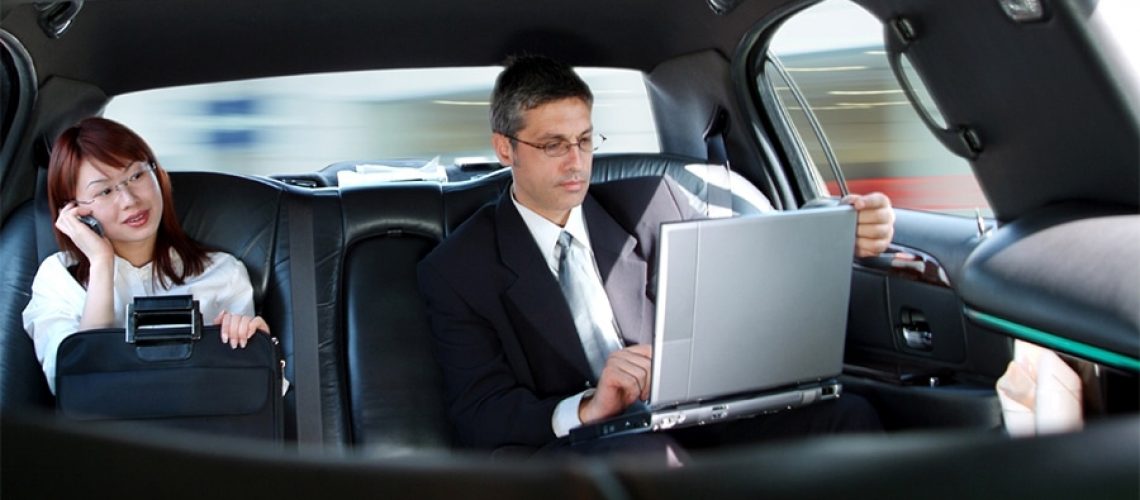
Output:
(47, 117), (209, 286)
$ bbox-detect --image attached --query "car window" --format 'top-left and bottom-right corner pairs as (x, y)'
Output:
(104, 67), (659, 179)
(763, 0), (992, 217)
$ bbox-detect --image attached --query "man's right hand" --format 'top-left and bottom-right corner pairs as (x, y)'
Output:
(578, 344), (652, 424)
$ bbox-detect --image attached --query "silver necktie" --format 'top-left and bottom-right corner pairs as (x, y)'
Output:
(557, 231), (623, 378)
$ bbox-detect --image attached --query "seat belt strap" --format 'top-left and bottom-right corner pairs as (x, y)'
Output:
(287, 193), (323, 448)
(703, 108), (733, 218)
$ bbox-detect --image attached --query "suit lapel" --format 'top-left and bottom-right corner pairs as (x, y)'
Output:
(583, 195), (652, 346)
(495, 192), (595, 380)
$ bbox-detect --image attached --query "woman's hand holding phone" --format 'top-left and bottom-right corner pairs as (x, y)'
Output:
(76, 214), (104, 236)
(56, 201), (113, 261)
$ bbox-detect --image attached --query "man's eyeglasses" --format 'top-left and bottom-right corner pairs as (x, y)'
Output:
(506, 133), (606, 158)
(74, 162), (158, 206)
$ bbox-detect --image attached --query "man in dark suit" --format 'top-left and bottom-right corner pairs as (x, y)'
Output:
(418, 55), (895, 455)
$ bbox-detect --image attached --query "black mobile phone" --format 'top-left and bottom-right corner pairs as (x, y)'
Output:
(77, 215), (104, 237)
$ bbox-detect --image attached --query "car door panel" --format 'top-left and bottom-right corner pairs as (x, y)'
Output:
(843, 209), (1012, 429)
(847, 209), (1012, 378)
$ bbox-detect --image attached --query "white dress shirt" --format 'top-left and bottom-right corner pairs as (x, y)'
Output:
(22, 250), (256, 394)
(510, 194), (624, 438)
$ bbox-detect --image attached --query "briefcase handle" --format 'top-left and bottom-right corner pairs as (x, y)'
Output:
(125, 295), (203, 344)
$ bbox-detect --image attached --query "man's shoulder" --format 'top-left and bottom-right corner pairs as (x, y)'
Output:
(421, 201), (499, 270)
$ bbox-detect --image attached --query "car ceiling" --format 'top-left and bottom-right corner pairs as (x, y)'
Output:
(857, 0), (1139, 220)
(0, 0), (793, 96)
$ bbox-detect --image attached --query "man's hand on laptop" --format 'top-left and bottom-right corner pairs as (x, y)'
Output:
(578, 344), (653, 424)
(841, 192), (895, 258)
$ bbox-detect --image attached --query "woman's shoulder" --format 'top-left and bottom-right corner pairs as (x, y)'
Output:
(30, 251), (82, 289)
(198, 251), (251, 279)
(35, 251), (76, 274)
(202, 251), (245, 270)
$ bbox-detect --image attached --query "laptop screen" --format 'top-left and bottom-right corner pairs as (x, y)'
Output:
(650, 207), (857, 406)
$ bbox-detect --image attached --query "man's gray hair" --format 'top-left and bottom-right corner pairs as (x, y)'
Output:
(490, 55), (594, 138)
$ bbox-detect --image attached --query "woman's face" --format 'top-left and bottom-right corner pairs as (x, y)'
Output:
(73, 158), (163, 251)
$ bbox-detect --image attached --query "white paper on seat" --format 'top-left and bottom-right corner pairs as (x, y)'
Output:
(337, 156), (447, 187)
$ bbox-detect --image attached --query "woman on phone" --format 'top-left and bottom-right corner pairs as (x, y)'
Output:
(23, 117), (268, 394)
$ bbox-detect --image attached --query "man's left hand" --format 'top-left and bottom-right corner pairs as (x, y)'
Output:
(841, 192), (895, 258)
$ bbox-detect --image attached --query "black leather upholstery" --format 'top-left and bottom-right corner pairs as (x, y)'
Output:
(175, 173), (318, 441)
(0, 153), (773, 451)
(593, 153), (772, 216)
(297, 187), (354, 444)
(0, 201), (54, 410)
(171, 173), (283, 315)
(340, 182), (450, 450)
(441, 168), (511, 234)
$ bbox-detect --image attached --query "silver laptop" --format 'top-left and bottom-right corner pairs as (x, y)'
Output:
(570, 206), (857, 443)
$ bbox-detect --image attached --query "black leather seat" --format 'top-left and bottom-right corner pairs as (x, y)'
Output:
(331, 153), (772, 452)
(0, 153), (772, 452)
(593, 153), (772, 217)
(338, 181), (450, 451)
(0, 199), (54, 410)
(6, 153), (1140, 497)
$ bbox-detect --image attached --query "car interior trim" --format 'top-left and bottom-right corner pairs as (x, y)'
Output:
(735, 2), (813, 209)
(0, 29), (37, 219)
(964, 307), (1140, 373)
(855, 243), (952, 289)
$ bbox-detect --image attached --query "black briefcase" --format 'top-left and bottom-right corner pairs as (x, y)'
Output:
(54, 296), (283, 441)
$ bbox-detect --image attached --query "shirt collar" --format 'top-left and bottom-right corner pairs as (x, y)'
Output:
(511, 187), (592, 275)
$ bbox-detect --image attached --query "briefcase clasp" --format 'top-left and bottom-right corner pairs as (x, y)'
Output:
(125, 295), (203, 344)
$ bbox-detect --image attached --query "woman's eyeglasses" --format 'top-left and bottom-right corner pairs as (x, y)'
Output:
(74, 162), (158, 206)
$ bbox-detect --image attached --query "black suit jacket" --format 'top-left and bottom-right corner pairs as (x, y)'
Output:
(418, 176), (700, 449)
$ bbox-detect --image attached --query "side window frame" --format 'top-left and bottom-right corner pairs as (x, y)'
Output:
(742, 0), (991, 217)
(737, 10), (844, 210)
(0, 29), (39, 225)
(758, 53), (848, 205)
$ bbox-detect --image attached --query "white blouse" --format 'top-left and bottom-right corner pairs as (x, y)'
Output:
(22, 250), (256, 394)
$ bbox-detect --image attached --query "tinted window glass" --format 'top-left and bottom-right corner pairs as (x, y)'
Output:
(105, 67), (659, 178)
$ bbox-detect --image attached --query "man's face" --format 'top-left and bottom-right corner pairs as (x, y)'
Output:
(494, 97), (593, 226)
